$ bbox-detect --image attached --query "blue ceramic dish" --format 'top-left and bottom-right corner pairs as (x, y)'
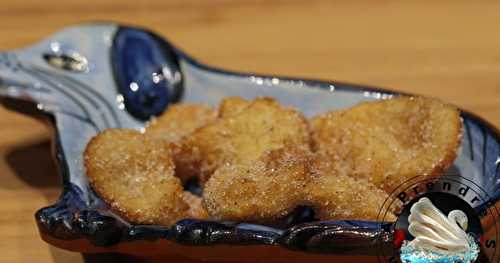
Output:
(0, 23), (498, 262)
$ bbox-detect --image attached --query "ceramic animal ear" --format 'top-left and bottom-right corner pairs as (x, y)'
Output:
(111, 27), (183, 120)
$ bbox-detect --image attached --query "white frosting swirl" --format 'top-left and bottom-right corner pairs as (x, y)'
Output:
(407, 197), (471, 254)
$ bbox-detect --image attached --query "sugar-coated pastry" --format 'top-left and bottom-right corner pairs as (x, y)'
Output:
(305, 155), (397, 221)
(84, 129), (207, 226)
(203, 145), (312, 222)
(146, 103), (217, 143)
(218, 96), (250, 118)
(311, 96), (462, 192)
(145, 103), (217, 182)
(176, 97), (310, 182)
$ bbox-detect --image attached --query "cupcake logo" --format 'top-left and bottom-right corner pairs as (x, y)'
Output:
(377, 175), (499, 263)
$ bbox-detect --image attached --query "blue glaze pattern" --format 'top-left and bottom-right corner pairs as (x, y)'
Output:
(279, 221), (393, 254)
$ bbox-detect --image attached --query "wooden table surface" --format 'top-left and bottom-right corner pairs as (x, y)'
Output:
(0, 1), (499, 262)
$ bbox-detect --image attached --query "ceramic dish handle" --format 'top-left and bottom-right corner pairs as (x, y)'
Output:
(0, 25), (184, 199)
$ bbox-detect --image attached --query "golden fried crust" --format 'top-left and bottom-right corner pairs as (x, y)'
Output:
(178, 97), (311, 182)
(84, 129), (193, 226)
(306, 156), (396, 221)
(203, 145), (311, 222)
(169, 141), (204, 183)
(146, 103), (217, 143)
(182, 192), (209, 219)
(218, 96), (250, 118)
(311, 96), (463, 192)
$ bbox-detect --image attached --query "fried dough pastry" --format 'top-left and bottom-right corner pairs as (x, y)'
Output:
(176, 97), (310, 182)
(311, 96), (462, 192)
(145, 103), (217, 182)
(84, 129), (207, 226)
(146, 103), (217, 143)
(203, 145), (311, 222)
(218, 96), (250, 118)
(182, 191), (209, 219)
(306, 156), (396, 221)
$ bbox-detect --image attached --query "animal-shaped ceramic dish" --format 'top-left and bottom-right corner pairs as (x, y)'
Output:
(0, 23), (498, 263)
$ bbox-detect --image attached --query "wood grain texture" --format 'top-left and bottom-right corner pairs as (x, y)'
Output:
(0, 1), (499, 262)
